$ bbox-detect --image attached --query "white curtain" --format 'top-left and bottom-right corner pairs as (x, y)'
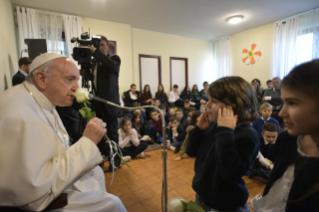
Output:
(16, 6), (39, 57)
(273, 10), (319, 78)
(212, 37), (231, 79)
(16, 6), (82, 58)
(63, 15), (82, 60)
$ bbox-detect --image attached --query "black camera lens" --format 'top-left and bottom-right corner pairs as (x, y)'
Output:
(79, 49), (88, 58)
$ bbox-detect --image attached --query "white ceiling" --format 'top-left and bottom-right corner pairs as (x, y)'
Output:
(11, 0), (319, 41)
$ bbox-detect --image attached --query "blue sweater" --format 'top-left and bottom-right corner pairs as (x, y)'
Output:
(186, 123), (259, 210)
(252, 117), (280, 139)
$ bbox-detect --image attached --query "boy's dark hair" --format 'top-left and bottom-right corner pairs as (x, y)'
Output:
(173, 84), (178, 89)
(203, 81), (208, 86)
(18, 57), (32, 68)
(121, 116), (131, 130)
(97, 35), (109, 45)
(190, 111), (201, 126)
(282, 59), (319, 101)
(184, 99), (190, 104)
(208, 76), (258, 123)
(170, 116), (179, 123)
(262, 123), (278, 133)
(150, 109), (158, 115)
(187, 107), (195, 112)
(266, 80), (272, 85)
(131, 84), (136, 88)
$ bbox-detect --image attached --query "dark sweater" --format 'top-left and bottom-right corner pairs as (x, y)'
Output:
(263, 131), (319, 212)
(167, 125), (185, 142)
(155, 92), (168, 106)
(149, 116), (162, 134)
(186, 123), (259, 210)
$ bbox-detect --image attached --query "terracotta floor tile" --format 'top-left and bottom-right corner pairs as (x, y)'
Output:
(167, 189), (182, 200)
(105, 176), (125, 189)
(119, 172), (141, 183)
(108, 184), (132, 197)
(140, 174), (162, 186)
(126, 202), (148, 212)
(167, 176), (187, 188)
(148, 182), (173, 194)
(140, 194), (162, 212)
(119, 192), (140, 208)
(125, 179), (148, 192)
(184, 194), (196, 202)
(133, 186), (158, 201)
(133, 168), (154, 178)
(174, 183), (196, 199)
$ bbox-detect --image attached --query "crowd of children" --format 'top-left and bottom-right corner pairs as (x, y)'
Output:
(116, 60), (319, 211)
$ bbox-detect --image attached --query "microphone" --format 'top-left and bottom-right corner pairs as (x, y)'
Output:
(71, 37), (78, 43)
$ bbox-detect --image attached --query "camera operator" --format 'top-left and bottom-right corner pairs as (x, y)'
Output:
(81, 35), (121, 167)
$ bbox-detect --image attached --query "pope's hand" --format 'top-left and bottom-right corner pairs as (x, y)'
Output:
(83, 117), (107, 145)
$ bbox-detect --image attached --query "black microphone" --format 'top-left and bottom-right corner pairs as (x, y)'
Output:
(70, 37), (78, 43)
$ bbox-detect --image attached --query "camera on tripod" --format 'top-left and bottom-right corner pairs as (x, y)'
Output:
(71, 31), (101, 89)
(71, 32), (101, 63)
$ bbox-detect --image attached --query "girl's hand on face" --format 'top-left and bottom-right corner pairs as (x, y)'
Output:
(217, 107), (238, 129)
(197, 111), (210, 131)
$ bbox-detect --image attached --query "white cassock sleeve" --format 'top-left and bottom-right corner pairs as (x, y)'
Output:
(0, 114), (103, 211)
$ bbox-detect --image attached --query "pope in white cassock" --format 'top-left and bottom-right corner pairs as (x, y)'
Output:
(0, 53), (127, 212)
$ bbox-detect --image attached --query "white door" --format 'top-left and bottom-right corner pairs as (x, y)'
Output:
(171, 59), (186, 93)
(140, 56), (160, 95)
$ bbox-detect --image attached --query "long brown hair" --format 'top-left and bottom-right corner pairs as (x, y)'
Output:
(143, 84), (152, 100)
(156, 84), (165, 96)
(208, 76), (258, 124)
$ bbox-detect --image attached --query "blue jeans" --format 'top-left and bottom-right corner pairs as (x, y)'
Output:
(171, 140), (183, 147)
(195, 194), (249, 212)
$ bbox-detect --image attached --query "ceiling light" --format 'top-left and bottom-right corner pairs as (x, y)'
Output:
(226, 15), (244, 24)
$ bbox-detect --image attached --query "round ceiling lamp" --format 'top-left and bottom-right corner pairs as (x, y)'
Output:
(226, 15), (244, 24)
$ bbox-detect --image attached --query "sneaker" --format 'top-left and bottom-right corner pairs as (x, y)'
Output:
(123, 156), (132, 162)
(170, 146), (176, 152)
(136, 152), (145, 158)
(250, 194), (263, 209)
(173, 146), (180, 153)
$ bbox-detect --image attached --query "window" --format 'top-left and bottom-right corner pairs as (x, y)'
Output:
(296, 33), (313, 65)
(47, 40), (68, 56)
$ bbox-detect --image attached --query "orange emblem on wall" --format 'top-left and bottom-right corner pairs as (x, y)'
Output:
(242, 44), (261, 65)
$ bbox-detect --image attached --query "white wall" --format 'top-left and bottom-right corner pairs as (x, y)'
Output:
(0, 0), (18, 92)
(229, 24), (274, 88)
(132, 29), (213, 92)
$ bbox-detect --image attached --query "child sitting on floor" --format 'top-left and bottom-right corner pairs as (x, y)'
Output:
(253, 102), (280, 140)
(131, 112), (153, 144)
(174, 110), (201, 161)
(118, 116), (148, 162)
(166, 116), (186, 152)
(249, 123), (278, 180)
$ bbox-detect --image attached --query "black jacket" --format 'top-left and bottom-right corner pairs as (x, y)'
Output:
(155, 92), (168, 106)
(123, 90), (141, 107)
(12, 71), (26, 86)
(263, 131), (319, 212)
(167, 125), (185, 142)
(180, 87), (193, 100)
(186, 123), (259, 210)
(91, 50), (121, 116)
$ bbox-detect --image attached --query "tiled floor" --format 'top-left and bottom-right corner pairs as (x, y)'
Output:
(102, 149), (265, 212)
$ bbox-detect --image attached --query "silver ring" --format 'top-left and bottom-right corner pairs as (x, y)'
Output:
(101, 123), (106, 128)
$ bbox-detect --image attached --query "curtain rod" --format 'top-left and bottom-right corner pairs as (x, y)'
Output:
(210, 36), (230, 42)
(13, 5), (84, 18)
(275, 7), (319, 24)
